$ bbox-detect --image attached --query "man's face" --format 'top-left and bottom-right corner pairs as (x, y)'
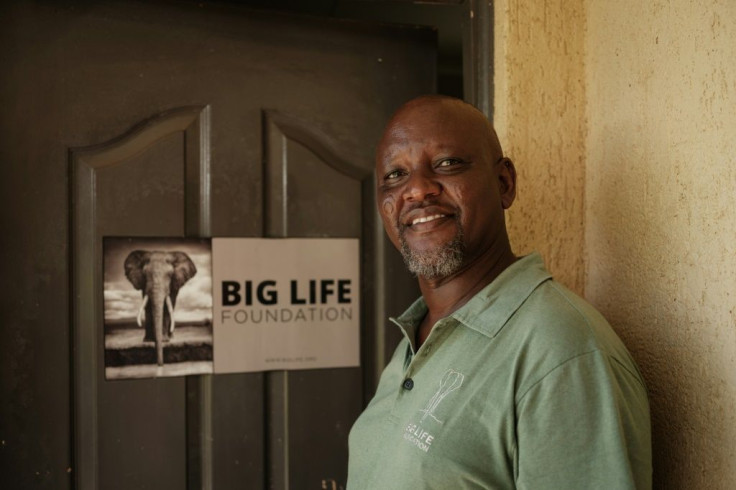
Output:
(375, 98), (514, 279)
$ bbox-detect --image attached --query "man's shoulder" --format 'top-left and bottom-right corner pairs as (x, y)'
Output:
(463, 271), (619, 352)
(498, 278), (645, 388)
(454, 253), (632, 366)
(491, 278), (621, 355)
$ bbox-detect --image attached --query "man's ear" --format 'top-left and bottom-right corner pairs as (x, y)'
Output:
(498, 158), (517, 209)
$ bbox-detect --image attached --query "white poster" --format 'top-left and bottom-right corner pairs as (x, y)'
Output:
(212, 238), (360, 373)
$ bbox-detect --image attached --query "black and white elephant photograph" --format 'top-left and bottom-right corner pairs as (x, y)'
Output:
(103, 237), (213, 379)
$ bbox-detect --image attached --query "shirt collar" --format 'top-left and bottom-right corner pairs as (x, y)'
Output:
(390, 253), (552, 341)
(389, 295), (427, 347)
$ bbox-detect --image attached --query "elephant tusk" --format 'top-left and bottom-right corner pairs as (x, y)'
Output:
(137, 295), (148, 327)
(166, 295), (176, 334)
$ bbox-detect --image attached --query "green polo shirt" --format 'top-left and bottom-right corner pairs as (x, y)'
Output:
(347, 253), (651, 489)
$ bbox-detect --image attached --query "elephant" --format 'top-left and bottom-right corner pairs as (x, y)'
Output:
(124, 250), (197, 366)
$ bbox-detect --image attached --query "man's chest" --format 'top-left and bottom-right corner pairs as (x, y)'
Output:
(348, 336), (519, 488)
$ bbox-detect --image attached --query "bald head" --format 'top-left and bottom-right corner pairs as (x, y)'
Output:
(377, 95), (504, 167)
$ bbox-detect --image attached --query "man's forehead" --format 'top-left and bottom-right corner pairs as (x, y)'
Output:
(378, 111), (484, 154)
(378, 131), (467, 158)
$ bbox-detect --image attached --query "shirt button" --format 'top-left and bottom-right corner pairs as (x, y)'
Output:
(403, 378), (414, 390)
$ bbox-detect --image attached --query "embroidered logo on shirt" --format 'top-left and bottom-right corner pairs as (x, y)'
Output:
(419, 369), (464, 424)
(404, 423), (434, 452)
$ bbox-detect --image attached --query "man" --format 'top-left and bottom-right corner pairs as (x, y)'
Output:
(347, 96), (651, 489)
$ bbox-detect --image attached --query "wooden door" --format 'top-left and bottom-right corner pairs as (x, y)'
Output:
(0, 2), (435, 489)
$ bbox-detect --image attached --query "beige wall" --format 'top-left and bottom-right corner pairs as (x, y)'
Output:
(495, 0), (736, 488)
(493, 0), (587, 294)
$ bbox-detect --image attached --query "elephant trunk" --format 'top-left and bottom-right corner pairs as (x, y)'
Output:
(151, 293), (166, 366)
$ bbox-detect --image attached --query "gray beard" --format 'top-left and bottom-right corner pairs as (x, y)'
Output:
(399, 224), (465, 279)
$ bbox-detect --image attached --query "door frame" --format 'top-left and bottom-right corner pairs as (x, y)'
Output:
(462, 0), (494, 119)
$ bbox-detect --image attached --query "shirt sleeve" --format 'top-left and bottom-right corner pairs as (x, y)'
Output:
(514, 350), (652, 490)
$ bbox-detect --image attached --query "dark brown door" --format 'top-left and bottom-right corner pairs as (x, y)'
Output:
(0, 2), (435, 489)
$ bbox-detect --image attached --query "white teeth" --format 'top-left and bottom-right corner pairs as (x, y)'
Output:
(412, 214), (446, 226)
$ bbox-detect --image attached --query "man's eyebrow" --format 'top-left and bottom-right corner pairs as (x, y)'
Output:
(431, 143), (459, 152)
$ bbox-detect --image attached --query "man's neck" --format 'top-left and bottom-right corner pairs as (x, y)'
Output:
(414, 245), (517, 348)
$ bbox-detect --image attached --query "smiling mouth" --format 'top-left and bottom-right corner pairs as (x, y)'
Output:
(411, 214), (447, 226)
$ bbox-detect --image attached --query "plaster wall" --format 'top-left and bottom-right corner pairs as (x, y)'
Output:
(585, 1), (736, 488)
(493, 0), (587, 294)
(494, 0), (736, 487)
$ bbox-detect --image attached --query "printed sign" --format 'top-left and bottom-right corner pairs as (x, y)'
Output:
(212, 238), (360, 373)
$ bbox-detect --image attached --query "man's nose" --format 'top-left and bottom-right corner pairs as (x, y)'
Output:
(402, 170), (441, 201)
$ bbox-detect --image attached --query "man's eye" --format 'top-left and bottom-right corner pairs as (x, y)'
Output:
(385, 170), (403, 180)
(436, 158), (463, 168)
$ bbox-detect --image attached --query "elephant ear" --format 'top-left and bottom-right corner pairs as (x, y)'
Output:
(124, 250), (150, 290)
(171, 252), (197, 290)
